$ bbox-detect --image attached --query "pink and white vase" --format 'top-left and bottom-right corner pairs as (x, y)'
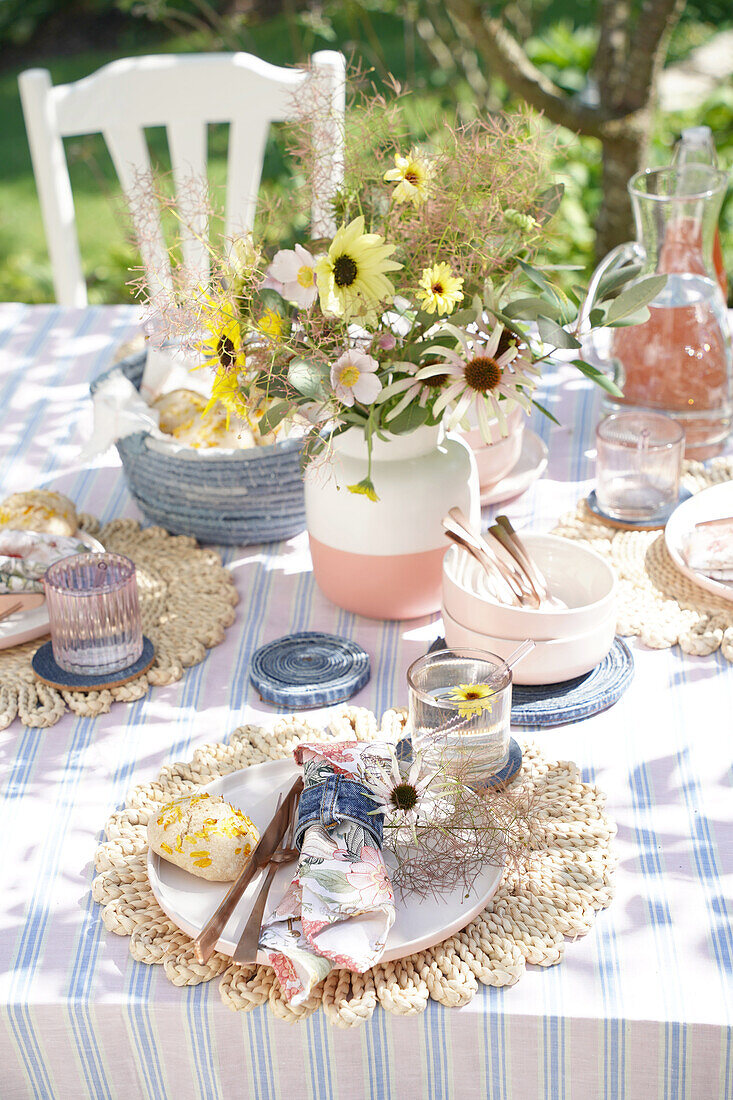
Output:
(462, 401), (525, 493)
(305, 424), (480, 619)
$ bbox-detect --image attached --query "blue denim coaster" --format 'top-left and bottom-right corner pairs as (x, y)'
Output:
(250, 632), (370, 709)
(32, 636), (155, 692)
(295, 774), (383, 851)
(586, 487), (692, 531)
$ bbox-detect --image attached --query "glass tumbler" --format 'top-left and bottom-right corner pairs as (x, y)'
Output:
(595, 410), (684, 522)
(407, 648), (512, 785)
(44, 553), (143, 675)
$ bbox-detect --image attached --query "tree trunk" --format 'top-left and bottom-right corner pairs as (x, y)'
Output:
(596, 115), (651, 255)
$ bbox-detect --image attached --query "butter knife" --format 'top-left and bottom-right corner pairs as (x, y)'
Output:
(192, 774), (303, 964)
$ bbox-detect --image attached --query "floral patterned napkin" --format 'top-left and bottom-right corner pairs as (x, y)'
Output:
(259, 741), (395, 1006)
(0, 531), (90, 593)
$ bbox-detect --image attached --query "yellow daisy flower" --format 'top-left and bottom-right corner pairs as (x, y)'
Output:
(384, 150), (431, 206)
(347, 477), (379, 503)
(316, 215), (401, 321)
(416, 263), (464, 316)
(256, 308), (285, 340)
(195, 294), (247, 373)
(445, 683), (494, 717)
(203, 368), (248, 427)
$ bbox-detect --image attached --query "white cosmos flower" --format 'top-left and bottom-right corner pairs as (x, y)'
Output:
(267, 244), (318, 307)
(330, 349), (382, 408)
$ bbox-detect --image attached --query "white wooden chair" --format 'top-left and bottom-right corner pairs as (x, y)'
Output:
(18, 51), (345, 307)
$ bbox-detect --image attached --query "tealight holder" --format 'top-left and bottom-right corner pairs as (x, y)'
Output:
(44, 552), (143, 675)
(595, 410), (684, 524)
(407, 647), (513, 786)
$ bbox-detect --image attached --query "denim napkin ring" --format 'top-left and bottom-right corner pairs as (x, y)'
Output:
(294, 774), (383, 851)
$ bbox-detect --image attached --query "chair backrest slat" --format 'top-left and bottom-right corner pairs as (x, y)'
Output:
(19, 51), (346, 307)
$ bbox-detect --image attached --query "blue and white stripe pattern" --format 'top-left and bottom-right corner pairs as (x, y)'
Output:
(1, 305), (732, 1099)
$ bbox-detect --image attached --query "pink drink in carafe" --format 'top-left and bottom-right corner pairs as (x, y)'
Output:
(608, 166), (732, 456)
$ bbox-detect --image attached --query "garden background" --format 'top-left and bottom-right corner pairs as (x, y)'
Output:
(0, 0), (731, 305)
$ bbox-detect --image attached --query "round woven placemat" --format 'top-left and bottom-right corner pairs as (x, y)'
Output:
(0, 516), (237, 730)
(553, 457), (733, 660)
(91, 706), (616, 1029)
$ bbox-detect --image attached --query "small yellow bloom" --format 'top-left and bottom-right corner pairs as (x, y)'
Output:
(446, 683), (494, 716)
(416, 263), (464, 316)
(256, 308), (285, 339)
(347, 477), (380, 503)
(384, 150), (431, 206)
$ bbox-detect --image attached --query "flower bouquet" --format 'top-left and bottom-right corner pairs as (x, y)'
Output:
(134, 73), (662, 615)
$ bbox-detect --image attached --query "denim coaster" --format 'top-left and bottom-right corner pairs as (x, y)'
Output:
(32, 636), (155, 692)
(250, 632), (370, 709)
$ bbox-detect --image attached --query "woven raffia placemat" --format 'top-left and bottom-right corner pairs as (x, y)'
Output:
(553, 457), (733, 660)
(0, 517), (237, 730)
(92, 707), (616, 1028)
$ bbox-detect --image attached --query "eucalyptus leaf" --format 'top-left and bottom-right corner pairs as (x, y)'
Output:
(571, 359), (624, 397)
(288, 357), (327, 399)
(517, 258), (550, 293)
(605, 275), (666, 325)
(589, 307), (607, 327)
(388, 401), (430, 435)
(540, 284), (577, 325)
(531, 399), (560, 426)
(537, 315), (582, 350)
(596, 263), (644, 301)
(608, 306), (652, 327)
(503, 296), (561, 322)
(258, 399), (290, 436)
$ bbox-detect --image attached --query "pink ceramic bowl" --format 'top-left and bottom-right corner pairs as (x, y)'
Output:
(442, 534), (617, 642)
(441, 602), (616, 685)
(463, 403), (525, 489)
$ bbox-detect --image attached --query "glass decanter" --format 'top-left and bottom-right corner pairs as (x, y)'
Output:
(588, 166), (732, 457)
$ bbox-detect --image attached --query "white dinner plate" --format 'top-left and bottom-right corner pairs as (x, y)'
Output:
(0, 531), (105, 650)
(480, 429), (549, 507)
(147, 758), (504, 964)
(665, 481), (733, 604)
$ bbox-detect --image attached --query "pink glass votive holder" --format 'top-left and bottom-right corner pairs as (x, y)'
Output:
(43, 553), (143, 675)
(595, 411), (684, 522)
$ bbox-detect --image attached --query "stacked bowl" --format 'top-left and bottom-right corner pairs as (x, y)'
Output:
(442, 533), (617, 685)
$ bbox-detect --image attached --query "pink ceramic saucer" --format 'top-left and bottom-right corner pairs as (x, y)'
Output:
(480, 430), (548, 506)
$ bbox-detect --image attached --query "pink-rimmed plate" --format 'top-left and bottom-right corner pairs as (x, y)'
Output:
(147, 757), (504, 964)
(665, 481), (733, 604)
(480, 429), (548, 507)
(0, 531), (105, 650)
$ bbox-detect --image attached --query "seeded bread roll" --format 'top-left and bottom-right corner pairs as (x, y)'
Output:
(0, 490), (78, 536)
(148, 792), (259, 882)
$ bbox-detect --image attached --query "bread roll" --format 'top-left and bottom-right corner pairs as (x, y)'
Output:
(0, 490), (77, 536)
(148, 792), (259, 882)
(152, 389), (255, 449)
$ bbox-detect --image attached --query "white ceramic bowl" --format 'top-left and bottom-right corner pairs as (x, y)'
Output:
(443, 534), (617, 642)
(442, 603), (616, 685)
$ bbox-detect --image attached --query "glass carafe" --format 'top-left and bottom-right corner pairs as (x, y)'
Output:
(588, 166), (732, 457)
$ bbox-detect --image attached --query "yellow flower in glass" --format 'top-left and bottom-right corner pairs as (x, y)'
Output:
(384, 150), (431, 206)
(316, 216), (401, 321)
(446, 683), (494, 717)
(416, 263), (464, 316)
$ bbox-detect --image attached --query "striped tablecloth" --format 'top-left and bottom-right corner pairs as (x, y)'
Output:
(1, 304), (731, 1100)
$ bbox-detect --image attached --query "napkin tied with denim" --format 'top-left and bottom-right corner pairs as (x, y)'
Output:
(259, 741), (395, 1006)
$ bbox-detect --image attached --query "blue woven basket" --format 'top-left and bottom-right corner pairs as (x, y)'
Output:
(91, 352), (306, 545)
